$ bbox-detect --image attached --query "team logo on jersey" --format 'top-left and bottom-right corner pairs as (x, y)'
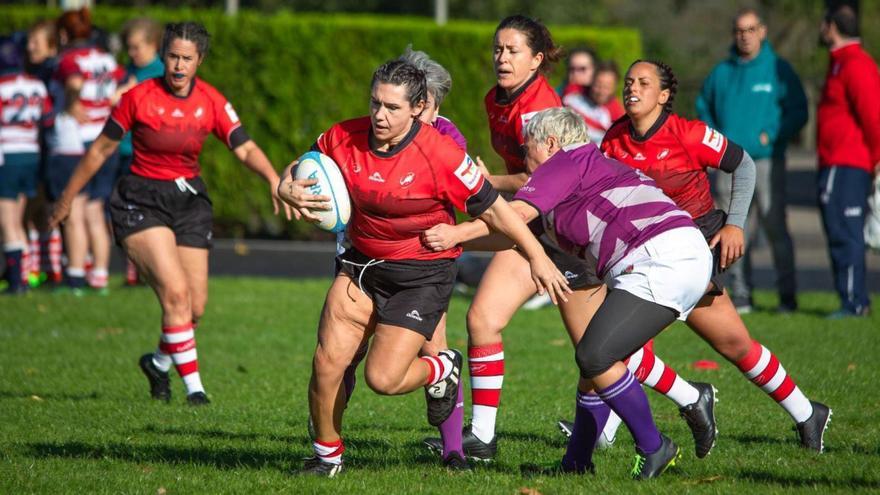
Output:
(156, 106), (165, 116)
(399, 172), (416, 188)
(194, 107), (204, 118)
(171, 108), (184, 118)
(369, 171), (385, 183)
(617, 150), (629, 159)
(702, 126), (724, 152)
(351, 161), (362, 173)
(224, 102), (240, 123)
(634, 152), (646, 161)
(564, 271), (579, 280)
(657, 149), (670, 160)
(454, 155), (481, 190)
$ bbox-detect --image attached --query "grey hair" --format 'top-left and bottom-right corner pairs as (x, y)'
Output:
(523, 107), (589, 147)
(397, 45), (452, 108)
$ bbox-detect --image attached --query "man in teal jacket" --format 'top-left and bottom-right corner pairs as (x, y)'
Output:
(697, 7), (807, 313)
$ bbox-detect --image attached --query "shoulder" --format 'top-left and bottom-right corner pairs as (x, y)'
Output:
(415, 123), (464, 161)
(194, 79), (229, 104)
(322, 116), (370, 145)
(524, 76), (562, 110)
(604, 116), (631, 141)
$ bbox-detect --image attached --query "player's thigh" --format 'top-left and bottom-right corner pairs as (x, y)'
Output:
(558, 284), (607, 346)
(123, 226), (189, 299)
(366, 322), (428, 392)
(467, 249), (538, 336)
(315, 273), (375, 372)
(420, 313), (448, 356)
(177, 245), (209, 314)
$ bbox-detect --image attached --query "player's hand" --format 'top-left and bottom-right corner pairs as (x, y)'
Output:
(277, 167), (330, 223)
(48, 198), (72, 230)
(475, 156), (492, 178)
(759, 131), (770, 147)
(528, 252), (572, 305)
(709, 224), (744, 269)
(269, 177), (293, 220)
(422, 223), (461, 252)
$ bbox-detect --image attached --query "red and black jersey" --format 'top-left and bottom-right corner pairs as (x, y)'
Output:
(55, 45), (125, 141)
(601, 112), (743, 219)
(485, 74), (561, 174)
(315, 117), (498, 261)
(104, 77), (249, 181)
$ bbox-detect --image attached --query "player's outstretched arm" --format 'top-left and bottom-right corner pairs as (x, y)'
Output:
(233, 140), (292, 220)
(49, 134), (120, 229)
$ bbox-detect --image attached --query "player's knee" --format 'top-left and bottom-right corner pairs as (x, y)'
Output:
(575, 340), (614, 379)
(363, 366), (403, 395)
(161, 286), (191, 318)
(717, 335), (752, 362)
(466, 303), (505, 339)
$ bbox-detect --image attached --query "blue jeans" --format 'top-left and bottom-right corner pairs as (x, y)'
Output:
(818, 166), (871, 313)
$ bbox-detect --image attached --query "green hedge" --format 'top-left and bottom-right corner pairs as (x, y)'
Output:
(5, 7), (641, 238)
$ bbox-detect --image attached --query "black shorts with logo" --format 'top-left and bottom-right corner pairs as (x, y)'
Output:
(338, 247), (456, 340)
(694, 209), (727, 295)
(539, 233), (603, 290)
(109, 174), (213, 249)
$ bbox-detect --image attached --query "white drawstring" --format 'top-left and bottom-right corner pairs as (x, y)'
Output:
(340, 257), (385, 294)
(174, 177), (198, 195)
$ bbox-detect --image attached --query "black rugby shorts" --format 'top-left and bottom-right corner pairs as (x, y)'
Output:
(694, 209), (728, 296)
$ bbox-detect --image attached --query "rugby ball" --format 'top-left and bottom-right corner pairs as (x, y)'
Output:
(293, 151), (351, 233)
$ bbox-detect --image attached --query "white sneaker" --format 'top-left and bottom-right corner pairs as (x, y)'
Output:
(522, 293), (552, 310)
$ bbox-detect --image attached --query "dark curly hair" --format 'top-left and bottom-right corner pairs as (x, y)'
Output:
(630, 59), (678, 112)
(162, 21), (210, 58)
(371, 59), (427, 108)
(496, 15), (562, 74)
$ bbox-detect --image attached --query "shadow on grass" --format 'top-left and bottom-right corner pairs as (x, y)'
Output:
(136, 425), (392, 451)
(728, 433), (793, 447)
(740, 470), (880, 489)
(0, 390), (100, 401)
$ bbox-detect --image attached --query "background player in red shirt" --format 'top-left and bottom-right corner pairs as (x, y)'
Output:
(599, 60), (830, 452)
(278, 59), (568, 476)
(49, 22), (289, 406)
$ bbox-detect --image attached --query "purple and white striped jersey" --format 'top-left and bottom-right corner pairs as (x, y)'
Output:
(514, 142), (696, 277)
(433, 115), (467, 151)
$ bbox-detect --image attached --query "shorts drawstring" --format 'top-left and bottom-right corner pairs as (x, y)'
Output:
(340, 257), (385, 294)
(174, 177), (198, 195)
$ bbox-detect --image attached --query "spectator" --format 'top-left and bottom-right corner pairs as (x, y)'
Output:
(563, 61), (625, 144)
(557, 46), (596, 97)
(817, 4), (880, 319)
(696, 7), (807, 313)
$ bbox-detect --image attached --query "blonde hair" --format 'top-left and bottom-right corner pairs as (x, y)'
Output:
(523, 107), (588, 146)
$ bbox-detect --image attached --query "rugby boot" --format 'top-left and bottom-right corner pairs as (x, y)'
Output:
(424, 425), (497, 461)
(631, 434), (680, 480)
(425, 349), (462, 426)
(186, 391), (210, 406)
(557, 419), (574, 438)
(441, 451), (471, 471)
(796, 401), (832, 453)
(297, 456), (343, 477)
(678, 382), (718, 458)
(139, 353), (171, 402)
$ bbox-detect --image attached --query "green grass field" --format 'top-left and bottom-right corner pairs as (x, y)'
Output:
(1, 278), (878, 494)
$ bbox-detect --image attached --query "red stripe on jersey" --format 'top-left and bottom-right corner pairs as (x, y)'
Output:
(770, 376), (796, 402)
(472, 388), (502, 407)
(735, 340), (763, 372)
(654, 367), (677, 394)
(469, 360), (504, 376)
(468, 342), (504, 359)
(753, 354), (780, 387)
(177, 360), (199, 376)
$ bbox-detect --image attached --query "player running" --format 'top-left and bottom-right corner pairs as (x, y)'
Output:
(277, 59), (568, 477)
(49, 21), (289, 405)
(422, 15), (717, 462)
(589, 60), (831, 452)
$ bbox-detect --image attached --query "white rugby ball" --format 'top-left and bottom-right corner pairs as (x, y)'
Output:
(293, 151), (351, 233)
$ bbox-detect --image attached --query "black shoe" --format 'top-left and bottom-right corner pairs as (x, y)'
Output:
(297, 456), (343, 477)
(796, 401), (831, 453)
(678, 382), (718, 458)
(441, 451), (471, 471)
(631, 434), (680, 480)
(186, 391), (210, 406)
(138, 353), (171, 402)
(557, 419), (574, 438)
(423, 425), (498, 461)
(521, 458), (594, 477)
(424, 349), (462, 426)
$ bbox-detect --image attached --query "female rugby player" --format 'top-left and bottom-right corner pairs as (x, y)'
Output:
(596, 60), (831, 452)
(49, 22), (289, 406)
(422, 16), (716, 462)
(277, 59), (568, 476)
(50, 8), (124, 292)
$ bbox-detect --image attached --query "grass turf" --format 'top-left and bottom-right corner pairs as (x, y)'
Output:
(0, 277), (878, 494)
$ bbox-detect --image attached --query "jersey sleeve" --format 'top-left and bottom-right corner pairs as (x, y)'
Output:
(513, 153), (579, 215)
(103, 87), (137, 140)
(442, 153), (499, 217)
(687, 119), (743, 173)
(210, 90), (246, 149)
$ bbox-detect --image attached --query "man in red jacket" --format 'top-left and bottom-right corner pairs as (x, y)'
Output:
(817, 4), (880, 318)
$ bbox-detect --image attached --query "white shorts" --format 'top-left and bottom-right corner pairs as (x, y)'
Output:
(605, 227), (712, 320)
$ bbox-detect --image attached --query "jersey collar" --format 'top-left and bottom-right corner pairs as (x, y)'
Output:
(160, 76), (197, 99)
(370, 119), (422, 158)
(494, 73), (539, 105)
(629, 110), (670, 142)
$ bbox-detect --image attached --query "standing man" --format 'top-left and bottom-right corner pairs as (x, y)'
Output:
(697, 8), (807, 313)
(817, 4), (880, 318)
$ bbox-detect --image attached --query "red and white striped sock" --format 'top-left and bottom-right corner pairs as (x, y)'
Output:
(421, 352), (454, 385)
(626, 345), (700, 407)
(20, 246), (30, 284)
(736, 340), (812, 423)
(28, 228), (40, 278)
(313, 438), (345, 465)
(126, 258), (139, 285)
(88, 268), (108, 289)
(469, 342), (504, 444)
(48, 229), (63, 282)
(159, 323), (204, 395)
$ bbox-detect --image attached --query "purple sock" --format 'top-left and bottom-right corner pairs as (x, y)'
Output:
(439, 378), (464, 457)
(563, 391), (609, 470)
(343, 343), (369, 403)
(596, 370), (662, 454)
